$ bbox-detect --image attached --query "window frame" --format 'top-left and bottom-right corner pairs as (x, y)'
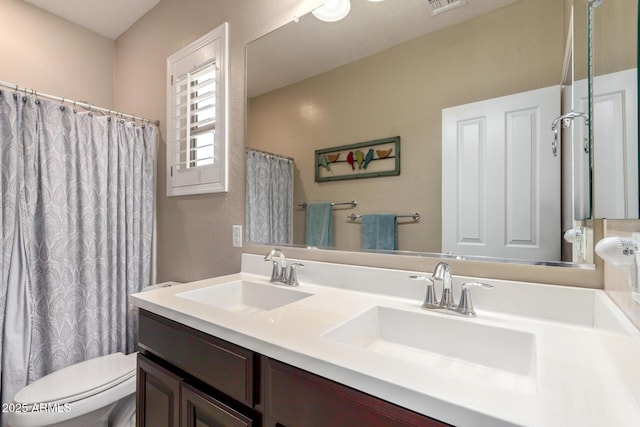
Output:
(166, 22), (229, 196)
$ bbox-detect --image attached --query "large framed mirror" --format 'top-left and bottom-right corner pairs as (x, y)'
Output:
(245, 0), (637, 268)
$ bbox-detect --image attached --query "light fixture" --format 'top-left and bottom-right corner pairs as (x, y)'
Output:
(595, 236), (640, 304)
(427, 0), (467, 16)
(312, 0), (351, 22)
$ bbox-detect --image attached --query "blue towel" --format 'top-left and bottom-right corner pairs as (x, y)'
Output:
(305, 203), (333, 247)
(362, 214), (397, 250)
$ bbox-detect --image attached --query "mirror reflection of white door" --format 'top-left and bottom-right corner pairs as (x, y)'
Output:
(442, 86), (561, 261)
(575, 68), (638, 219)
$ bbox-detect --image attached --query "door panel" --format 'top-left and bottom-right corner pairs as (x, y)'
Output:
(442, 85), (561, 261)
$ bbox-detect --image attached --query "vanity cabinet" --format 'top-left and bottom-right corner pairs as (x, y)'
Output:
(137, 309), (448, 427)
(263, 358), (446, 427)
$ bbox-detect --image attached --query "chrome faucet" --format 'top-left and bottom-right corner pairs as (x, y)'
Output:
(263, 248), (304, 286)
(264, 248), (287, 282)
(410, 262), (492, 317)
(433, 262), (454, 308)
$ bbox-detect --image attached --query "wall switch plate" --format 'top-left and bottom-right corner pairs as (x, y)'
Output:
(232, 225), (243, 248)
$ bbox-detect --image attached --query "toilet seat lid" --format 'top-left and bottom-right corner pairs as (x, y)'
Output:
(14, 352), (136, 406)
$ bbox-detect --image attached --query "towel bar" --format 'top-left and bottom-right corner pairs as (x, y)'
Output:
(299, 200), (357, 209)
(348, 213), (420, 222)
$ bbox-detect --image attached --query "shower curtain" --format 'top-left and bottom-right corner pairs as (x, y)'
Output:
(0, 91), (156, 425)
(245, 150), (293, 245)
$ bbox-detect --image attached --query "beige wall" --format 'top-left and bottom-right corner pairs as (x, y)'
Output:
(248, 0), (564, 253)
(593, 0), (637, 77)
(573, 0), (637, 81)
(0, 0), (115, 108)
(114, 0), (322, 282)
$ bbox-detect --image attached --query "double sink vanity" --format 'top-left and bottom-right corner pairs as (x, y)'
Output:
(132, 253), (640, 426)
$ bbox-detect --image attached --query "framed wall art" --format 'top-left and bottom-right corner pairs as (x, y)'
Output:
(314, 136), (400, 182)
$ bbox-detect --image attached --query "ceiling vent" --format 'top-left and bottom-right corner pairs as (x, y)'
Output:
(427, 0), (467, 16)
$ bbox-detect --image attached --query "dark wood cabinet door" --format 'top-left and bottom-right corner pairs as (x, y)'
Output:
(264, 358), (449, 427)
(137, 354), (182, 427)
(181, 383), (254, 427)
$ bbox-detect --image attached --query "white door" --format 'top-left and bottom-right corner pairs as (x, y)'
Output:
(442, 86), (561, 261)
(575, 68), (638, 219)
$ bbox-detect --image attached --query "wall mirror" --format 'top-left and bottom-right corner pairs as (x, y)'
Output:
(245, 0), (637, 268)
(588, 0), (638, 220)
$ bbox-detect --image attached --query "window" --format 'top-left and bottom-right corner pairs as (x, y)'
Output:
(167, 23), (228, 196)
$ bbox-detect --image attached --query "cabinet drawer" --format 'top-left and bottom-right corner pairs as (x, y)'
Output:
(265, 359), (449, 427)
(138, 309), (254, 406)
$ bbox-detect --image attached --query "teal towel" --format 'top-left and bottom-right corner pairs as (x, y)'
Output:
(362, 214), (397, 250)
(305, 203), (333, 247)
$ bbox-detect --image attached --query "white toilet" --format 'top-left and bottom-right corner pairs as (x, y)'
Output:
(8, 352), (137, 427)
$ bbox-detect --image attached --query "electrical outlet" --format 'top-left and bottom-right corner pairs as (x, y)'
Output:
(232, 225), (243, 248)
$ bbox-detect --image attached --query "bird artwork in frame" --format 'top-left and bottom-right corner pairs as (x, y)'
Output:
(314, 136), (400, 182)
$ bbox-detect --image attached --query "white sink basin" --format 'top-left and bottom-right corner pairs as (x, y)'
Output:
(177, 280), (312, 314)
(323, 306), (537, 388)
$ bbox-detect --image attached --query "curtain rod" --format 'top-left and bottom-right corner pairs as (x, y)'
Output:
(0, 80), (160, 126)
(246, 147), (294, 162)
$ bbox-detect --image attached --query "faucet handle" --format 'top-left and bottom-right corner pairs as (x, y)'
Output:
(410, 275), (438, 309)
(455, 282), (493, 317)
(286, 263), (305, 286)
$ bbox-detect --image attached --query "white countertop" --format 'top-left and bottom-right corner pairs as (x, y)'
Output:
(132, 254), (640, 427)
